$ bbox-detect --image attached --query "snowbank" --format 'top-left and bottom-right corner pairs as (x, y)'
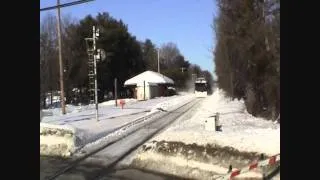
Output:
(152, 89), (280, 156)
(133, 151), (263, 179)
(40, 123), (77, 157)
(130, 89), (279, 179)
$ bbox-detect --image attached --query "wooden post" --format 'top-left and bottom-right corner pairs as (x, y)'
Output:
(56, 0), (66, 115)
(40, 110), (43, 122)
(228, 165), (232, 173)
(114, 78), (118, 106)
(215, 112), (221, 131)
(144, 81), (146, 100)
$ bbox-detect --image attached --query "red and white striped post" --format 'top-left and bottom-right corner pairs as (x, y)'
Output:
(220, 154), (280, 180)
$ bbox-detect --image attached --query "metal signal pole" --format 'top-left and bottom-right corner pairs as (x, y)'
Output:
(93, 26), (99, 121)
(85, 26), (100, 122)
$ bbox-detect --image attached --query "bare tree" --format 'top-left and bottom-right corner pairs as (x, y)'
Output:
(213, 0), (280, 119)
(40, 13), (59, 108)
(40, 13), (79, 106)
(159, 42), (181, 67)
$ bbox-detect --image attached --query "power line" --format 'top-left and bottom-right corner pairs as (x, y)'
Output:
(40, 0), (94, 12)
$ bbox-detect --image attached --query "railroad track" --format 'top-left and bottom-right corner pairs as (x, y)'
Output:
(42, 98), (202, 180)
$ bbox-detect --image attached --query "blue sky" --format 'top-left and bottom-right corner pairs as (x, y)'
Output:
(40, 0), (217, 78)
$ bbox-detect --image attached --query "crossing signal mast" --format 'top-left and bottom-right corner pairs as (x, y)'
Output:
(85, 26), (106, 122)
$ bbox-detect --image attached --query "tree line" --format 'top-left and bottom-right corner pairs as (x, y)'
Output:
(40, 12), (213, 108)
(213, 0), (280, 121)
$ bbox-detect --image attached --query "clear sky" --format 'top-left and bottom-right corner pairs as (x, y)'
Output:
(40, 0), (217, 78)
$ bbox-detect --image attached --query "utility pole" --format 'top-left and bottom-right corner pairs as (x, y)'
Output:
(114, 78), (118, 107)
(262, 0), (270, 51)
(180, 67), (186, 73)
(157, 48), (160, 73)
(40, 0), (95, 115)
(56, 0), (66, 115)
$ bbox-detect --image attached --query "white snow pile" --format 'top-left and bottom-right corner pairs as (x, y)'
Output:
(135, 151), (264, 179)
(152, 89), (280, 156)
(40, 122), (96, 157)
(40, 123), (77, 157)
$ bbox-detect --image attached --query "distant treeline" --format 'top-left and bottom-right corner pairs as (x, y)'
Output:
(213, 0), (280, 120)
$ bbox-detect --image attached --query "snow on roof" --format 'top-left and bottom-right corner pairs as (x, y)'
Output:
(136, 81), (158, 86)
(124, 71), (174, 86)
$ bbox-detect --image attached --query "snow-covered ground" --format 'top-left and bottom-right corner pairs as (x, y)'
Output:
(40, 93), (195, 157)
(42, 98), (138, 117)
(74, 93), (196, 152)
(131, 89), (280, 179)
(151, 89), (280, 156)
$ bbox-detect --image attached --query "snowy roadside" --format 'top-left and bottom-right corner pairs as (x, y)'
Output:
(75, 93), (196, 155)
(40, 94), (195, 157)
(42, 98), (138, 120)
(130, 89), (280, 179)
(149, 89), (279, 155)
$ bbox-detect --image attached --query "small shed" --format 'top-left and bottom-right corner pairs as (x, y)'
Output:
(124, 71), (174, 100)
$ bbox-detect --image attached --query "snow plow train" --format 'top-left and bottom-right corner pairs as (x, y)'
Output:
(195, 77), (208, 98)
